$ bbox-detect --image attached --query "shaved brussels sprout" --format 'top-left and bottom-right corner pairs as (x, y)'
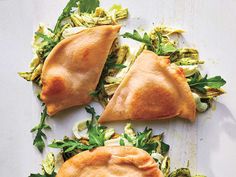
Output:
(71, 6), (128, 28)
(104, 137), (133, 146)
(42, 153), (55, 175)
(124, 123), (136, 137)
(62, 26), (87, 38)
(179, 65), (199, 77)
(161, 156), (171, 176)
(72, 120), (89, 139)
(151, 152), (164, 164)
(104, 128), (115, 140)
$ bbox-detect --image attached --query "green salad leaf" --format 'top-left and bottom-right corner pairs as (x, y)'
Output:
(122, 30), (153, 49)
(49, 137), (94, 161)
(135, 128), (158, 154)
(31, 107), (51, 152)
(54, 0), (80, 33)
(122, 30), (177, 56)
(49, 139), (93, 152)
(85, 105), (106, 147)
(188, 73), (226, 93)
(79, 0), (100, 13)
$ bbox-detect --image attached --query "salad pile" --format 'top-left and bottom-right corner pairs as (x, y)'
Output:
(30, 106), (205, 177)
(18, 0), (226, 176)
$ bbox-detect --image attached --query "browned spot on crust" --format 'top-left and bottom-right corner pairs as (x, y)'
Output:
(43, 76), (66, 96)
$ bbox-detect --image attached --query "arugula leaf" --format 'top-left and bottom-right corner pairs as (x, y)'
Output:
(135, 128), (158, 154)
(188, 73), (226, 93)
(85, 105), (96, 118)
(79, 0), (100, 13)
(161, 142), (170, 155)
(122, 30), (176, 56)
(86, 106), (106, 146)
(54, 0), (100, 33)
(31, 107), (51, 152)
(49, 138), (94, 161)
(123, 133), (134, 143)
(54, 0), (79, 33)
(49, 139), (93, 152)
(122, 30), (153, 49)
(155, 32), (177, 55)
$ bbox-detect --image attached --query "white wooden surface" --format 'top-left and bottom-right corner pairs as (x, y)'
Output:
(1, 0), (236, 177)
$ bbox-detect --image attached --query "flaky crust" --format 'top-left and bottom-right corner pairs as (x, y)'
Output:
(41, 25), (121, 116)
(99, 50), (196, 123)
(56, 146), (164, 177)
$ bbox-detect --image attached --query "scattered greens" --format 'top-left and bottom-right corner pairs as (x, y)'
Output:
(122, 30), (153, 50)
(85, 105), (106, 147)
(122, 29), (177, 56)
(135, 128), (158, 154)
(49, 138), (94, 161)
(31, 107), (51, 152)
(23, 1), (223, 177)
(54, 0), (79, 33)
(29, 106), (205, 177)
(49, 106), (106, 160)
(188, 73), (226, 93)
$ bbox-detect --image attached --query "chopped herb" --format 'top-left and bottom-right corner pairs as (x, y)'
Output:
(31, 107), (51, 152)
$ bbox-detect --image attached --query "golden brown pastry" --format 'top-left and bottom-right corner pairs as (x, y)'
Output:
(99, 50), (196, 123)
(56, 146), (164, 177)
(41, 25), (121, 116)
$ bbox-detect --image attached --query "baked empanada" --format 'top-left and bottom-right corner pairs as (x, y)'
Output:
(56, 146), (163, 177)
(99, 50), (196, 123)
(41, 25), (121, 116)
